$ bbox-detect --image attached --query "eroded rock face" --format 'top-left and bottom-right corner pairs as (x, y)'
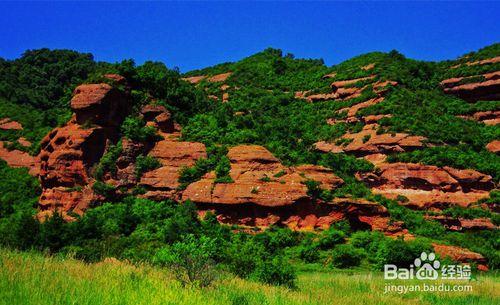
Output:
(433, 243), (487, 268)
(357, 162), (494, 209)
(314, 124), (425, 157)
(176, 145), (401, 231)
(37, 120), (112, 218)
(0, 141), (38, 175)
(426, 216), (496, 231)
(141, 104), (175, 132)
(0, 118), (23, 130)
(458, 110), (500, 126)
(486, 140), (500, 154)
(139, 138), (207, 199)
(37, 77), (129, 219)
(441, 71), (500, 102)
(71, 83), (128, 126)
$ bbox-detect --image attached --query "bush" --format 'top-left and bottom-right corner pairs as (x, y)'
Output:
(329, 244), (365, 268)
(317, 228), (346, 250)
(135, 155), (161, 178)
(374, 238), (432, 270)
(121, 117), (160, 143)
(251, 256), (297, 289)
(153, 235), (219, 287)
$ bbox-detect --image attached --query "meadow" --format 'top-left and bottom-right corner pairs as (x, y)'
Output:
(0, 249), (498, 305)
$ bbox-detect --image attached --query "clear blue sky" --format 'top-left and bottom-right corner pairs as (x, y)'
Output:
(1, 2), (499, 72)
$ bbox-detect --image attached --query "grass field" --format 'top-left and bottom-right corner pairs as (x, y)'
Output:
(0, 249), (498, 305)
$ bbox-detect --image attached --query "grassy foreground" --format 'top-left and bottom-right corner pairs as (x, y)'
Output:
(0, 249), (498, 305)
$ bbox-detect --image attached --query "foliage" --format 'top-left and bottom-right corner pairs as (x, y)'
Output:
(120, 117), (160, 143)
(329, 244), (365, 268)
(135, 155), (161, 179)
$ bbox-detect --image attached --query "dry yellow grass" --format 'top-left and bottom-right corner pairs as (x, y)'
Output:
(0, 249), (498, 305)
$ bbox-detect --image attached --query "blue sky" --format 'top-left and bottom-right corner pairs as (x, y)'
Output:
(1, 2), (499, 72)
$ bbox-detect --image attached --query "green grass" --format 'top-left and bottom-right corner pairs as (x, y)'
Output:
(0, 249), (498, 305)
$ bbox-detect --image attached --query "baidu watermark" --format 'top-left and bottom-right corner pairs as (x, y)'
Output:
(383, 252), (473, 294)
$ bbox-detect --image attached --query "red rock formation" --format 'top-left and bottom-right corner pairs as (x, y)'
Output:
(0, 118), (23, 130)
(450, 56), (500, 69)
(182, 72), (232, 85)
(486, 140), (500, 154)
(37, 120), (110, 218)
(140, 104), (175, 132)
(441, 71), (500, 101)
(208, 72), (232, 82)
(357, 162), (494, 209)
(458, 110), (500, 125)
(37, 77), (129, 219)
(426, 215), (496, 231)
(71, 83), (128, 126)
(139, 138), (207, 199)
(182, 75), (206, 84)
(182, 145), (343, 208)
(433, 243), (487, 267)
(0, 141), (38, 175)
(314, 124), (425, 157)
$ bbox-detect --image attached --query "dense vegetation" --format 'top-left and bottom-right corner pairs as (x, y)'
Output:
(0, 45), (498, 289)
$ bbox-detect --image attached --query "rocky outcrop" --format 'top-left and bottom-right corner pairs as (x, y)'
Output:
(314, 124), (425, 158)
(139, 138), (207, 200)
(458, 110), (500, 126)
(140, 104), (175, 133)
(182, 72), (232, 85)
(486, 140), (500, 154)
(176, 145), (398, 231)
(0, 141), (38, 175)
(0, 118), (23, 130)
(71, 83), (128, 126)
(357, 162), (494, 210)
(450, 56), (500, 69)
(426, 215), (496, 231)
(37, 78), (129, 219)
(432, 243), (487, 269)
(441, 71), (500, 102)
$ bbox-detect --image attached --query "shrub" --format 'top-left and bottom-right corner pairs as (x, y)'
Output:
(94, 142), (122, 180)
(153, 235), (219, 287)
(135, 155), (161, 178)
(121, 117), (160, 143)
(374, 238), (432, 270)
(297, 240), (320, 263)
(251, 256), (297, 288)
(329, 244), (365, 268)
(317, 228), (346, 250)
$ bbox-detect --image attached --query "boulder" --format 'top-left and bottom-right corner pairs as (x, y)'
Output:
(486, 140), (500, 154)
(71, 83), (128, 126)
(0, 118), (22, 130)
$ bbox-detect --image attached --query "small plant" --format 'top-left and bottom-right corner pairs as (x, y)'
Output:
(273, 170), (286, 178)
(135, 154), (161, 178)
(362, 134), (371, 143)
(259, 175), (272, 182)
(251, 187), (259, 194)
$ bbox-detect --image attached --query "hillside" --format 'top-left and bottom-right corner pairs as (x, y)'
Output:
(0, 45), (498, 284)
